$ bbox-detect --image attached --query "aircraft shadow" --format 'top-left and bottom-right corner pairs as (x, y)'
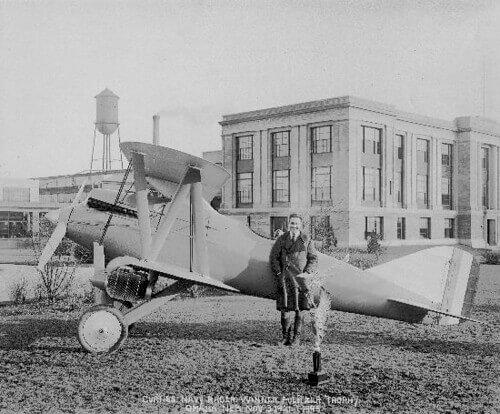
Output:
(130, 320), (499, 357)
(130, 320), (278, 344)
(322, 329), (500, 357)
(1, 317), (497, 357)
(0, 318), (77, 351)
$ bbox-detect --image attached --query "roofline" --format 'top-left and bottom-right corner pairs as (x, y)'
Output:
(32, 169), (126, 181)
(219, 96), (396, 125)
(219, 95), (500, 134)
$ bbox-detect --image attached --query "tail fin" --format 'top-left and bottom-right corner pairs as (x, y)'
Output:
(369, 247), (479, 325)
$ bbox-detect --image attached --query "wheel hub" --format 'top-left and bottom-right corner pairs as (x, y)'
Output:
(78, 305), (128, 353)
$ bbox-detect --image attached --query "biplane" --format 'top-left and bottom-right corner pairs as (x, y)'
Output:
(38, 142), (481, 353)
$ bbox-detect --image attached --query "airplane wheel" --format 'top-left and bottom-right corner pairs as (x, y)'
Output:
(78, 305), (128, 353)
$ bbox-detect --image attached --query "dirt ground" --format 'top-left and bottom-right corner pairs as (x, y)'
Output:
(0, 266), (499, 414)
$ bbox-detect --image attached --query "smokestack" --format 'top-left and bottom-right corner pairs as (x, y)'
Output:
(153, 114), (160, 145)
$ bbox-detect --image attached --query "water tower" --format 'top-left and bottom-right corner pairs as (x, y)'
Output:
(90, 88), (124, 172)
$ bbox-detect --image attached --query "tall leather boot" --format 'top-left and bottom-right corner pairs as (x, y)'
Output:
(290, 311), (303, 346)
(281, 312), (292, 345)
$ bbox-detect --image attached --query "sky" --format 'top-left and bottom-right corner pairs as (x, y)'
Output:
(1, 0), (499, 179)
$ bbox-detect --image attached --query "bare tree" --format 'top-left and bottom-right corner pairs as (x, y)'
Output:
(31, 217), (90, 303)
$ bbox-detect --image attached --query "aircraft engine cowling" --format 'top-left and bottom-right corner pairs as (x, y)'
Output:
(106, 266), (150, 303)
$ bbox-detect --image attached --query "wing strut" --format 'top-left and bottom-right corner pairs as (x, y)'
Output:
(147, 167), (198, 261)
(131, 151), (152, 258)
(191, 179), (209, 275)
(145, 165), (210, 276)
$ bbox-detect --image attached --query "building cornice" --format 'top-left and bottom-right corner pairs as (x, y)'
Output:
(396, 111), (456, 131)
(220, 95), (500, 136)
(455, 116), (500, 137)
(220, 96), (396, 126)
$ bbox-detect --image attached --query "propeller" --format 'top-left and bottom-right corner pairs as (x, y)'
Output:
(72, 179), (88, 207)
(37, 181), (88, 271)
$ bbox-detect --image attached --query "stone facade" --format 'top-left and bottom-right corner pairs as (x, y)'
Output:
(219, 96), (500, 248)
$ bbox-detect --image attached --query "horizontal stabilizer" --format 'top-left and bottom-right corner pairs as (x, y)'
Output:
(370, 247), (478, 325)
(107, 257), (240, 293)
(387, 298), (487, 325)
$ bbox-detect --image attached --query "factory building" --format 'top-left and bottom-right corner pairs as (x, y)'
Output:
(38, 170), (127, 204)
(219, 96), (500, 248)
(0, 172), (127, 263)
(0, 178), (53, 262)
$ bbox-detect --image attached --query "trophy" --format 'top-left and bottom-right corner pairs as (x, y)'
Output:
(308, 350), (329, 386)
(297, 272), (330, 386)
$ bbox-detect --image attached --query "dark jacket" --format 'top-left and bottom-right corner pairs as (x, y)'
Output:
(269, 231), (318, 311)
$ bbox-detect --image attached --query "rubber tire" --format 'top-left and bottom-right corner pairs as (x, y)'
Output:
(78, 305), (128, 353)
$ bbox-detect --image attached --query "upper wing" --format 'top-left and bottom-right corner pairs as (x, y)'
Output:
(120, 141), (230, 201)
(107, 256), (240, 293)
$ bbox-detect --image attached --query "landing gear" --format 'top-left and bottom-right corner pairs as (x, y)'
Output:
(78, 305), (128, 353)
(114, 300), (135, 332)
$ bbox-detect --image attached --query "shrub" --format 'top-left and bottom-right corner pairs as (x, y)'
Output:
(324, 247), (381, 270)
(74, 245), (93, 264)
(367, 233), (384, 257)
(483, 251), (500, 265)
(36, 260), (77, 303)
(31, 218), (85, 303)
(9, 278), (28, 304)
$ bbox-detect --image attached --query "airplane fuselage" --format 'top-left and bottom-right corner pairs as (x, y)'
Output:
(65, 195), (432, 324)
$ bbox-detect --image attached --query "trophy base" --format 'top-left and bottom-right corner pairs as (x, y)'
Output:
(308, 371), (329, 386)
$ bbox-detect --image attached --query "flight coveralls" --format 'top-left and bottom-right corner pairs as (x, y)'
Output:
(270, 231), (318, 345)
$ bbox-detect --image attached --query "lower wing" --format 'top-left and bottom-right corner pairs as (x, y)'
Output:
(107, 256), (240, 293)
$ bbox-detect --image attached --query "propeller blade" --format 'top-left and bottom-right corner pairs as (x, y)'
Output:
(72, 180), (88, 206)
(37, 222), (67, 271)
(37, 206), (72, 271)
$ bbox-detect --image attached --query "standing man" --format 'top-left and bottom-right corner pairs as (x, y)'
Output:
(270, 213), (318, 346)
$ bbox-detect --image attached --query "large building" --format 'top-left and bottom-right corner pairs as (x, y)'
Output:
(219, 96), (500, 248)
(0, 171), (127, 263)
(0, 178), (52, 262)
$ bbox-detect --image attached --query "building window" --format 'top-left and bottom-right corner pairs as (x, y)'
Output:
(396, 134), (404, 160)
(236, 172), (253, 205)
(397, 217), (406, 240)
(236, 136), (253, 160)
(417, 174), (428, 206)
(0, 212), (31, 238)
(395, 172), (403, 204)
(271, 216), (288, 237)
(311, 126), (332, 153)
(365, 216), (383, 239)
(444, 218), (454, 239)
(417, 139), (429, 163)
(312, 166), (332, 201)
(362, 126), (381, 155)
(441, 177), (452, 209)
(362, 167), (381, 201)
(272, 170), (290, 202)
(2, 187), (30, 202)
(442, 143), (452, 167)
(310, 216), (330, 240)
(272, 131), (290, 158)
(482, 147), (489, 209)
(419, 217), (431, 239)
